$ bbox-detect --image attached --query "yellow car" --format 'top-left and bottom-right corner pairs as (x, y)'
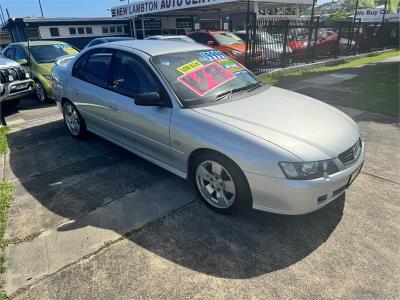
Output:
(2, 41), (79, 102)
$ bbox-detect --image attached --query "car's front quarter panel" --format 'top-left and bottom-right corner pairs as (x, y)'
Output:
(170, 108), (300, 179)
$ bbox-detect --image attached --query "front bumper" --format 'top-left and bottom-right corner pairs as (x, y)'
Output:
(245, 142), (365, 215)
(0, 79), (34, 102)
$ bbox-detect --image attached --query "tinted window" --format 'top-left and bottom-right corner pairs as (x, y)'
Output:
(190, 33), (213, 44)
(78, 28), (85, 34)
(73, 49), (113, 89)
(110, 27), (116, 33)
(14, 46), (28, 61)
(69, 28), (76, 35)
(110, 51), (158, 98)
(102, 27), (109, 34)
(4, 47), (15, 60)
(87, 39), (103, 47)
(50, 27), (60, 37)
(86, 27), (93, 34)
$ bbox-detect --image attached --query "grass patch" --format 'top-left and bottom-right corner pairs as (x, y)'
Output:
(337, 62), (399, 116)
(260, 49), (400, 86)
(0, 127), (8, 155)
(0, 182), (12, 267)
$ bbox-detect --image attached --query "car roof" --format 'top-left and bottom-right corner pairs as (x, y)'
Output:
(10, 41), (70, 47)
(147, 35), (187, 39)
(106, 40), (209, 56)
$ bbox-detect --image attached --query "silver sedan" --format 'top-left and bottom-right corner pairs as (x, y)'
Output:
(52, 40), (364, 215)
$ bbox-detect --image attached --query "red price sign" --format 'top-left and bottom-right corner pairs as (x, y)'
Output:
(178, 62), (235, 96)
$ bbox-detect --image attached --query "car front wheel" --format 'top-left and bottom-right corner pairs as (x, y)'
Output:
(62, 101), (86, 138)
(192, 152), (251, 214)
(35, 80), (48, 103)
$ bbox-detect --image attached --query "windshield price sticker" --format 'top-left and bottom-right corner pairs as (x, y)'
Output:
(53, 44), (70, 49)
(177, 60), (203, 74)
(218, 59), (245, 73)
(178, 62), (235, 96)
(199, 51), (228, 61)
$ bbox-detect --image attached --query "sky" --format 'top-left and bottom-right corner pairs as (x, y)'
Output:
(0, 0), (332, 19)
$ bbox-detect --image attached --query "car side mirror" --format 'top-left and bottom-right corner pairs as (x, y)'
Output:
(17, 59), (29, 66)
(207, 40), (215, 46)
(134, 92), (167, 107)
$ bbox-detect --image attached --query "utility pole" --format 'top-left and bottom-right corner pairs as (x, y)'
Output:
(38, 0), (44, 18)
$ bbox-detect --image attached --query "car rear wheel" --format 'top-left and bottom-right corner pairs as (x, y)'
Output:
(62, 101), (87, 139)
(35, 80), (49, 103)
(192, 152), (251, 214)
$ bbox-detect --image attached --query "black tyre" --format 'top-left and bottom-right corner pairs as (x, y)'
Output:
(35, 80), (49, 103)
(191, 151), (252, 214)
(62, 101), (87, 139)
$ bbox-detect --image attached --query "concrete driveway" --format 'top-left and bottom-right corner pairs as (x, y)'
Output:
(1, 94), (399, 299)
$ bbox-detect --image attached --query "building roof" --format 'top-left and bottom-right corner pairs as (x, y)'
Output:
(9, 17), (130, 23)
(106, 40), (209, 56)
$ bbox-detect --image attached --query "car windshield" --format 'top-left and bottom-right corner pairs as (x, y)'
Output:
(152, 50), (262, 107)
(213, 32), (244, 45)
(30, 44), (79, 64)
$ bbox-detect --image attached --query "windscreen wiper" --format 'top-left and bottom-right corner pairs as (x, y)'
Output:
(214, 85), (254, 102)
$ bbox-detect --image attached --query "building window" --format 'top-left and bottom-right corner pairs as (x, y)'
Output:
(116, 26), (122, 33)
(69, 28), (76, 35)
(86, 27), (93, 34)
(110, 26), (116, 33)
(102, 26), (109, 34)
(77, 27), (85, 34)
(49, 27), (60, 37)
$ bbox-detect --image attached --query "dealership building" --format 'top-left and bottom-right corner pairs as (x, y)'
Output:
(2, 0), (311, 48)
(111, 0), (312, 39)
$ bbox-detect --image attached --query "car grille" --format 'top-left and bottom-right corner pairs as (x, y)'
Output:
(338, 138), (362, 166)
(0, 67), (28, 84)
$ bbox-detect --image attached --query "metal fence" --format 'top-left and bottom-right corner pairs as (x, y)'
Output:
(244, 15), (400, 74)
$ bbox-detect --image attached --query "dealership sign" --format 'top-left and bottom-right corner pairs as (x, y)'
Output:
(111, 0), (232, 17)
(111, 0), (314, 17)
(356, 8), (400, 22)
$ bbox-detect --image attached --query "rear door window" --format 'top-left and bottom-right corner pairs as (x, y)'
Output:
(72, 49), (113, 89)
(110, 51), (159, 98)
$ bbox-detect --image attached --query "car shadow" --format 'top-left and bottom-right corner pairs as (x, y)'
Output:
(7, 119), (344, 279)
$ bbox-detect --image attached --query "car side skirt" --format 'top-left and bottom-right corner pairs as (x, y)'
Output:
(87, 127), (188, 180)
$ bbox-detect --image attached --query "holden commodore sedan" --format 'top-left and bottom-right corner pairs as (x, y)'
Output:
(52, 40), (364, 215)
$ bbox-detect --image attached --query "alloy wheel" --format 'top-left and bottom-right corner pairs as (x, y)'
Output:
(63, 103), (81, 136)
(195, 160), (236, 209)
(36, 82), (46, 102)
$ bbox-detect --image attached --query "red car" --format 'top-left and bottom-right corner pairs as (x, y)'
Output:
(187, 30), (246, 64)
(288, 30), (339, 56)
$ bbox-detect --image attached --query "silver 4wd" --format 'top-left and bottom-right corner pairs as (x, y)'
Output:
(0, 56), (34, 109)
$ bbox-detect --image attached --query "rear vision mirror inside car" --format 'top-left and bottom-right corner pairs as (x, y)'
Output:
(134, 92), (167, 107)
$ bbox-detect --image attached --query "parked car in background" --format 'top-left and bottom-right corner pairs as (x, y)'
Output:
(187, 30), (246, 64)
(52, 40), (364, 215)
(145, 35), (196, 43)
(288, 29), (338, 58)
(84, 37), (136, 49)
(234, 30), (292, 65)
(0, 56), (34, 109)
(2, 41), (79, 103)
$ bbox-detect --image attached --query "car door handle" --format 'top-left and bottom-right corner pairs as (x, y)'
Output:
(110, 105), (118, 112)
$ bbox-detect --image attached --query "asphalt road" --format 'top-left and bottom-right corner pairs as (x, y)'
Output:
(1, 94), (399, 299)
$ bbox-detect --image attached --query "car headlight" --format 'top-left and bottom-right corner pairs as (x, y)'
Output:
(231, 50), (244, 56)
(44, 75), (52, 81)
(278, 160), (338, 180)
(25, 72), (30, 78)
